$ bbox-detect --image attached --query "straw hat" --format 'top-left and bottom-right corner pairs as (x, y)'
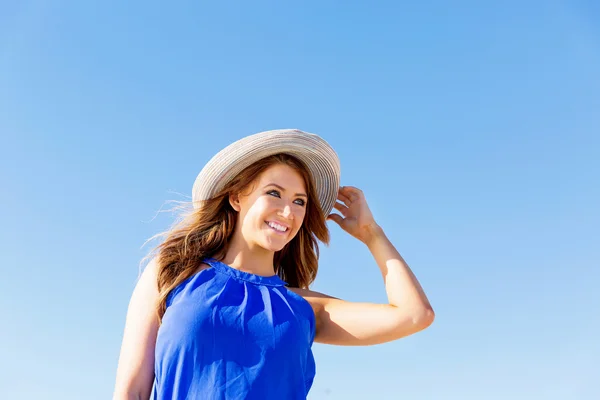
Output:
(192, 129), (341, 216)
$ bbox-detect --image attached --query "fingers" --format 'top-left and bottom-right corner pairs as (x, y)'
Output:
(333, 201), (349, 216)
(339, 186), (363, 203)
(327, 213), (343, 225)
(337, 190), (352, 205)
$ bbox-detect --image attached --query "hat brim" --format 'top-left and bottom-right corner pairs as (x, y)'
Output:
(192, 129), (341, 216)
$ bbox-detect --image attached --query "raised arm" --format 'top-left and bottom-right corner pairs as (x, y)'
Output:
(296, 186), (434, 346)
(113, 258), (160, 400)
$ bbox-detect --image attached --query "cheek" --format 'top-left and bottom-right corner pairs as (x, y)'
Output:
(294, 208), (307, 227)
(258, 198), (279, 219)
(245, 199), (274, 224)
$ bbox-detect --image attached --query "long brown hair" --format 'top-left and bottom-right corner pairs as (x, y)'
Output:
(146, 154), (330, 321)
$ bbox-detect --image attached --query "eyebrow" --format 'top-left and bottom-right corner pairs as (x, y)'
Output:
(264, 183), (307, 198)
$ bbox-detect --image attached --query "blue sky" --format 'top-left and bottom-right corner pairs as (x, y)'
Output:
(1, 1), (599, 399)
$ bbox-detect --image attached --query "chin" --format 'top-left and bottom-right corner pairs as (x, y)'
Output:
(259, 236), (293, 253)
(257, 230), (297, 253)
(261, 242), (288, 253)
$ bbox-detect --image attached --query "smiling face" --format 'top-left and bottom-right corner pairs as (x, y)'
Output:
(229, 163), (308, 253)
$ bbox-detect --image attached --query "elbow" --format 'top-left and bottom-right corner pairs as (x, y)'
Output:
(414, 306), (435, 330)
(386, 305), (435, 341)
(403, 304), (434, 333)
(388, 303), (435, 339)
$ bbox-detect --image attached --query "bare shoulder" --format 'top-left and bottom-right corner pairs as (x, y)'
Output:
(137, 257), (160, 293)
(287, 287), (336, 302)
(285, 287), (343, 335)
(149, 258), (210, 280)
(286, 287), (338, 314)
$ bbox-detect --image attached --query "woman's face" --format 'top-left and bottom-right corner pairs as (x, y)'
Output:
(230, 163), (308, 252)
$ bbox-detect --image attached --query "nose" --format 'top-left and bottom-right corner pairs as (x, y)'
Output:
(279, 204), (293, 220)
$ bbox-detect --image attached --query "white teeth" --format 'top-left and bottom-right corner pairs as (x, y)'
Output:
(267, 221), (287, 232)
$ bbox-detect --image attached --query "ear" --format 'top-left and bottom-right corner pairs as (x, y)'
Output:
(229, 192), (241, 212)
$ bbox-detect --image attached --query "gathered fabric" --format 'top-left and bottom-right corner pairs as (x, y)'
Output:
(153, 258), (316, 399)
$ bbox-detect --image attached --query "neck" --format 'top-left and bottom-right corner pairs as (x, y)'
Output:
(221, 233), (276, 277)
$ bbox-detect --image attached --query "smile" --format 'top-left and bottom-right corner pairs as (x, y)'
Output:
(265, 221), (289, 234)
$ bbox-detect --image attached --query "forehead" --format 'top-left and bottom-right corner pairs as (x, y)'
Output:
(256, 163), (306, 190)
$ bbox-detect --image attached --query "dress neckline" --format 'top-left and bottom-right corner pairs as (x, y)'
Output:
(204, 258), (288, 287)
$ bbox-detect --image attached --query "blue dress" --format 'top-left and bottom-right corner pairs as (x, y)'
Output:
(153, 258), (317, 399)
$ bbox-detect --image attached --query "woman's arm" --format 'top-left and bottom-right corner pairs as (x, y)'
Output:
(296, 186), (434, 346)
(113, 258), (160, 400)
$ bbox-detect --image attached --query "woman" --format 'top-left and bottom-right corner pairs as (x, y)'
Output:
(113, 129), (434, 400)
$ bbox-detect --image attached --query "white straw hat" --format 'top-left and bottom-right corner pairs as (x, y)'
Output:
(192, 129), (341, 216)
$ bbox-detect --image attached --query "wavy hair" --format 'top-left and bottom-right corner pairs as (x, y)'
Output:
(145, 154), (330, 321)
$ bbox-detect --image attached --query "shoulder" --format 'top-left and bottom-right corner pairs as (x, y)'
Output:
(152, 257), (211, 282)
(138, 257), (160, 291)
(286, 287), (338, 325)
(287, 287), (336, 303)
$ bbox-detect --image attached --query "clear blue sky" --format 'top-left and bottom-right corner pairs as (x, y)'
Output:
(1, 1), (599, 399)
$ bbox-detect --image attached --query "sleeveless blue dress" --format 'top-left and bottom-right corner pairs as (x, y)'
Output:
(152, 258), (317, 399)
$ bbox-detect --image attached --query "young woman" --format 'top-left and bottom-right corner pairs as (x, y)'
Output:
(113, 129), (434, 400)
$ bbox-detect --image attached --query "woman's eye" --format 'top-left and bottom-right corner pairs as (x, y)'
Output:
(267, 190), (305, 207)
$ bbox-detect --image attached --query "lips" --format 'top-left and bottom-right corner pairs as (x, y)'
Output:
(265, 220), (289, 233)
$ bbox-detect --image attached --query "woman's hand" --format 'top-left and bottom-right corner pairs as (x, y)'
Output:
(327, 186), (381, 245)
